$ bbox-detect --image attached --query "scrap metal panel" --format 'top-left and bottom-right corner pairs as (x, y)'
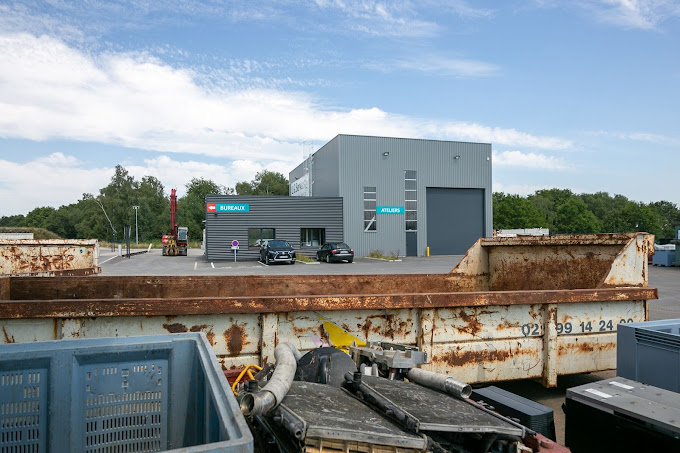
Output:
(0, 239), (99, 276)
(0, 233), (657, 387)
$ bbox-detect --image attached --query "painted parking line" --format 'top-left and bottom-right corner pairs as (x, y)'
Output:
(99, 255), (119, 265)
(211, 262), (215, 268)
(194, 262), (197, 270)
(258, 261), (268, 267)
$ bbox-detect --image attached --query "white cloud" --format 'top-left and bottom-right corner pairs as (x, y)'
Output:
(587, 130), (680, 145)
(0, 152), (298, 216)
(370, 54), (500, 78)
(493, 150), (570, 170)
(313, 0), (440, 37)
(0, 31), (572, 159)
(0, 153), (113, 215)
(492, 182), (552, 196)
(558, 0), (680, 30)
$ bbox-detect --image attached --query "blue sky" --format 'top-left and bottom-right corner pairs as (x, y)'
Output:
(1, 0), (679, 216)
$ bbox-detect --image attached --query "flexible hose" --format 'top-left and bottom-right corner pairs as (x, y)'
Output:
(407, 367), (472, 399)
(240, 343), (299, 416)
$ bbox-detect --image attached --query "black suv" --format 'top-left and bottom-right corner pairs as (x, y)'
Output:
(260, 240), (296, 265)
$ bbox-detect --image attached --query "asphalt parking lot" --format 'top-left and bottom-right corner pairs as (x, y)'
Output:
(99, 247), (679, 445)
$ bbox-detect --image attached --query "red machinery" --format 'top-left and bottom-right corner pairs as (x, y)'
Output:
(161, 188), (188, 256)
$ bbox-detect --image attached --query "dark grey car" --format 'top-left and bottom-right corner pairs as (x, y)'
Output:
(260, 240), (296, 264)
(316, 242), (354, 263)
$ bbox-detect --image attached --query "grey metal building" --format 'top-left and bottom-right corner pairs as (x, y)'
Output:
(289, 135), (492, 257)
(204, 195), (343, 261)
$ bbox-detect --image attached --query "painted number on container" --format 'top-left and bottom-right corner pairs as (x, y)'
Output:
(526, 318), (637, 337)
(521, 323), (540, 337)
(556, 322), (573, 334)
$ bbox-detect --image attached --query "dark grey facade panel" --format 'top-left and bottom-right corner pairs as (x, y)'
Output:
(205, 195), (343, 260)
(335, 135), (492, 257)
(426, 188), (485, 255)
(289, 137), (340, 197)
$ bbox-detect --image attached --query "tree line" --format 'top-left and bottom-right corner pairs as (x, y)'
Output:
(494, 189), (679, 239)
(0, 165), (289, 242)
(2, 168), (678, 241)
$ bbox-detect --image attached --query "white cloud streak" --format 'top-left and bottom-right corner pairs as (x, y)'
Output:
(493, 150), (570, 170)
(546, 0), (680, 30)
(370, 54), (500, 78)
(0, 32), (571, 160)
(588, 130), (680, 145)
(0, 152), (294, 215)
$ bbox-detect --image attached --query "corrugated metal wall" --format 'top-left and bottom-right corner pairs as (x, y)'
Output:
(335, 135), (492, 257)
(289, 138), (340, 197)
(205, 195), (343, 260)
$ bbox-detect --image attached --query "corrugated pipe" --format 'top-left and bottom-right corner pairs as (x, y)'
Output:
(240, 343), (299, 416)
(407, 367), (472, 399)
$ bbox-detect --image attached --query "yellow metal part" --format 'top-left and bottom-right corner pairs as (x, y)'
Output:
(426, 246), (430, 257)
(231, 364), (262, 396)
(166, 239), (178, 256)
(317, 314), (366, 352)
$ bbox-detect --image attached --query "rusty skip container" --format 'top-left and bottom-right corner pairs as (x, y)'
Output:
(0, 239), (100, 276)
(0, 233), (656, 387)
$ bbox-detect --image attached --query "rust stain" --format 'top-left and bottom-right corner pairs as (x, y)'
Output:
(360, 318), (373, 340)
(162, 323), (188, 333)
(2, 327), (15, 343)
(435, 347), (512, 367)
(558, 341), (616, 356)
(317, 325), (329, 343)
(497, 319), (519, 330)
(190, 324), (216, 346)
(457, 309), (482, 336)
(224, 324), (247, 356)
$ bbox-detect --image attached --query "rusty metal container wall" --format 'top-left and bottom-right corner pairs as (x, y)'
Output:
(0, 233), (656, 387)
(0, 239), (100, 276)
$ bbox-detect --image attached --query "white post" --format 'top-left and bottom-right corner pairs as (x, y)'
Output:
(132, 205), (139, 245)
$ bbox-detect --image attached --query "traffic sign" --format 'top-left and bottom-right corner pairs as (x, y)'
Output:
(232, 240), (239, 247)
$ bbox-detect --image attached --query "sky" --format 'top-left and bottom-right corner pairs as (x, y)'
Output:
(0, 0), (679, 216)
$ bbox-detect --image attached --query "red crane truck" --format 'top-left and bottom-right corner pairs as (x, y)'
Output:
(161, 188), (188, 256)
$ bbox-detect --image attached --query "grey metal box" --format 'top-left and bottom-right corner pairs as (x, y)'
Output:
(0, 333), (253, 452)
(565, 377), (680, 452)
(471, 386), (555, 440)
(617, 319), (680, 392)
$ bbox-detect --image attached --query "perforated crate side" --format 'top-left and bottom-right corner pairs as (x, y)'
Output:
(0, 366), (48, 453)
(0, 333), (253, 453)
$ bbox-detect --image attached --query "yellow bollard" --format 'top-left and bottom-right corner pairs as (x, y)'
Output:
(426, 246), (430, 257)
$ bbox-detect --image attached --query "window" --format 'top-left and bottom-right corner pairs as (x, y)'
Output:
(301, 228), (325, 247)
(363, 186), (377, 232)
(248, 228), (275, 247)
(405, 171), (417, 231)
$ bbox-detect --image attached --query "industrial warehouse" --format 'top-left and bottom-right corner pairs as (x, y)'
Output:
(205, 134), (492, 260)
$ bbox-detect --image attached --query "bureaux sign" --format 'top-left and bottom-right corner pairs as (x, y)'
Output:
(206, 203), (250, 213)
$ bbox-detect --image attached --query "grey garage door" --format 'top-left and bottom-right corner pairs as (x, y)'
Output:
(426, 188), (484, 255)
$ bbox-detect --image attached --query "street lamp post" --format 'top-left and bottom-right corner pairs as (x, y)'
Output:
(132, 206), (139, 245)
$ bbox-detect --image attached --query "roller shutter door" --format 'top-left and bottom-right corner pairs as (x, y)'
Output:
(426, 188), (484, 255)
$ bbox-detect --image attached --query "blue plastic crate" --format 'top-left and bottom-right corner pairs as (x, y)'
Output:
(0, 333), (253, 452)
(617, 319), (680, 393)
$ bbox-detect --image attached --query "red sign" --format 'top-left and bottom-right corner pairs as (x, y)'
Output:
(206, 203), (216, 213)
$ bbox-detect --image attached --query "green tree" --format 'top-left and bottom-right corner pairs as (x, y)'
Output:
(493, 193), (546, 229)
(235, 170), (288, 195)
(98, 165), (137, 237)
(528, 188), (575, 230)
(134, 176), (168, 242)
(22, 206), (57, 229)
(177, 178), (226, 241)
(0, 214), (25, 226)
(648, 201), (680, 239)
(553, 198), (602, 233)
